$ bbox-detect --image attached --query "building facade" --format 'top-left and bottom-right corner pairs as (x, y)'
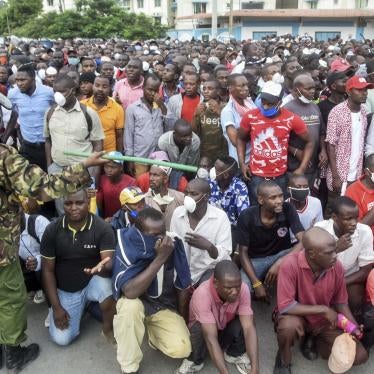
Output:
(43, 0), (176, 26)
(169, 0), (374, 41)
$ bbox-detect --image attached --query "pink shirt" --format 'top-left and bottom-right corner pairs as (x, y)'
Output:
(277, 250), (348, 328)
(113, 77), (144, 110)
(189, 276), (253, 330)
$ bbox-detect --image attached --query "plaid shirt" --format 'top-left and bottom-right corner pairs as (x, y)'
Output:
(209, 177), (250, 225)
(325, 100), (367, 191)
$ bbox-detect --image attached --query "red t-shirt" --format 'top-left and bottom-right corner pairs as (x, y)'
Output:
(240, 108), (307, 177)
(136, 172), (188, 194)
(96, 174), (138, 218)
(181, 94), (200, 124)
(345, 176), (374, 236)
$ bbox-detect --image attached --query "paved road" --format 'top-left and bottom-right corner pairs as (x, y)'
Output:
(16, 300), (374, 374)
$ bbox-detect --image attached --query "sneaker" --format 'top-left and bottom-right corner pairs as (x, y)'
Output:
(174, 359), (204, 374)
(44, 308), (51, 328)
(224, 352), (250, 374)
(33, 290), (46, 304)
(273, 351), (292, 374)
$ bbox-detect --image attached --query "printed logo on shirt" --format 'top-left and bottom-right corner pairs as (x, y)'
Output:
(368, 202), (374, 211)
(84, 244), (97, 249)
(277, 227), (288, 238)
(253, 127), (282, 159)
(201, 115), (220, 126)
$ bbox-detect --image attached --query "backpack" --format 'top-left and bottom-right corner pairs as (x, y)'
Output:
(46, 103), (93, 140)
(26, 214), (41, 244)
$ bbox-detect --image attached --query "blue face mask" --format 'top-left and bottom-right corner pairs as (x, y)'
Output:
(129, 210), (138, 218)
(260, 104), (280, 117)
(68, 57), (80, 66)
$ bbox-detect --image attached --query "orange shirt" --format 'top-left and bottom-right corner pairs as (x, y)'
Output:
(81, 96), (124, 152)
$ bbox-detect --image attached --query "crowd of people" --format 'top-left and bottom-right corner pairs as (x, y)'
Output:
(1, 33), (374, 374)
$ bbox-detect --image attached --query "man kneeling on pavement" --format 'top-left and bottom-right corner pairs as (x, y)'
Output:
(176, 260), (259, 374)
(273, 227), (368, 374)
(112, 207), (192, 374)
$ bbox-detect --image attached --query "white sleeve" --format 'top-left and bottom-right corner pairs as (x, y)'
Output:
(358, 225), (374, 268)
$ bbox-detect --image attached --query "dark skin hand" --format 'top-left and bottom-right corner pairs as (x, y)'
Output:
(26, 256), (38, 271)
(184, 233), (218, 259)
(336, 233), (352, 253)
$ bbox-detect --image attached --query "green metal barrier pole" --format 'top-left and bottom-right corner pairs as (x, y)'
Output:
(64, 150), (198, 173)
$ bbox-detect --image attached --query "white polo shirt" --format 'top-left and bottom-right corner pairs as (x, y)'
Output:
(314, 219), (374, 276)
(170, 204), (232, 285)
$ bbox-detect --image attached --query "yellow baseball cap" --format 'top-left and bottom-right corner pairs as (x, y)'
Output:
(119, 187), (145, 206)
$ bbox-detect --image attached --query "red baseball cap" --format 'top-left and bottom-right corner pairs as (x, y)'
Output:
(330, 59), (353, 73)
(346, 76), (374, 91)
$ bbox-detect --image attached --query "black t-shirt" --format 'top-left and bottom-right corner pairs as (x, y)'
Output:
(237, 203), (304, 258)
(318, 99), (337, 128)
(41, 214), (115, 292)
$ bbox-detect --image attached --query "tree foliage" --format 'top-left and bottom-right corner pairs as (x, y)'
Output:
(0, 0), (167, 40)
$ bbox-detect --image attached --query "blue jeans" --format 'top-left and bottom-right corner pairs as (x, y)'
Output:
(249, 174), (288, 205)
(241, 248), (291, 291)
(49, 275), (112, 346)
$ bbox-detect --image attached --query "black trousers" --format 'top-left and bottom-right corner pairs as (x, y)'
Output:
(189, 316), (246, 365)
(20, 140), (47, 171)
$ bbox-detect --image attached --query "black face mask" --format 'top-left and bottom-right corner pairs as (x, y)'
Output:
(289, 187), (309, 202)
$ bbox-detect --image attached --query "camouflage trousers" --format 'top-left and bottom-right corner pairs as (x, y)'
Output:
(0, 260), (27, 345)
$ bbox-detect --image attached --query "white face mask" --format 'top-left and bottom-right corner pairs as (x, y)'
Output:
(209, 167), (216, 180)
(184, 194), (205, 213)
(54, 91), (66, 107)
(272, 72), (284, 85)
(197, 168), (209, 179)
(297, 88), (312, 104)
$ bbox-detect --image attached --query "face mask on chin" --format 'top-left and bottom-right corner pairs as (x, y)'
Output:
(297, 88), (312, 104)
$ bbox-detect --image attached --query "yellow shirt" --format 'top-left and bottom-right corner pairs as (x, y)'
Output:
(81, 96), (125, 152)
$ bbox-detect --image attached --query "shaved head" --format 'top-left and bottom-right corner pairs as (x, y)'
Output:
(293, 74), (314, 88)
(302, 227), (335, 253)
(187, 178), (211, 194)
(214, 260), (240, 281)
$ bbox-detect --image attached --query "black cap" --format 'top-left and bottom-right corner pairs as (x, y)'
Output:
(326, 71), (347, 88)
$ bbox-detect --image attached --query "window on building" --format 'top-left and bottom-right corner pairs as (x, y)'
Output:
(154, 16), (162, 23)
(193, 2), (207, 14)
(123, 0), (130, 8)
(253, 31), (277, 40)
(275, 0), (298, 8)
(315, 31), (341, 41)
(137, 0), (144, 8)
(47, 0), (54, 5)
(309, 1), (317, 9)
(334, 0), (339, 4)
(241, 1), (264, 9)
(355, 0), (368, 7)
(155, 0), (161, 7)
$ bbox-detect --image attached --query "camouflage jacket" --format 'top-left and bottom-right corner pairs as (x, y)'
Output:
(0, 144), (91, 267)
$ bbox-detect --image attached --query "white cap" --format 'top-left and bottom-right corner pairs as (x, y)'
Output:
(260, 81), (283, 104)
(45, 67), (57, 76)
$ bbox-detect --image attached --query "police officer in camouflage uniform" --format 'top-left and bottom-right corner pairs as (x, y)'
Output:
(0, 144), (107, 373)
